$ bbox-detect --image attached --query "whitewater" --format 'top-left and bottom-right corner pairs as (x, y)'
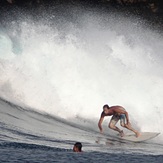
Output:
(0, 4), (163, 162)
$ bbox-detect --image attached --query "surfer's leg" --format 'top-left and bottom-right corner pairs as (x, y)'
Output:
(120, 114), (140, 137)
(109, 115), (124, 137)
(124, 124), (140, 137)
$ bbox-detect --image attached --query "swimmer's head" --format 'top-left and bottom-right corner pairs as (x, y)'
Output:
(73, 142), (82, 152)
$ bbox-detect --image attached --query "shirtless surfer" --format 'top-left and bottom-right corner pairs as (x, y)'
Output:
(98, 104), (140, 137)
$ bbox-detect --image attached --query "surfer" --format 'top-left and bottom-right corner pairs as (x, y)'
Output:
(73, 142), (83, 152)
(98, 104), (140, 137)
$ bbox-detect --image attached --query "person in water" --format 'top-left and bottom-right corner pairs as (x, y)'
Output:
(73, 142), (83, 152)
(98, 104), (140, 137)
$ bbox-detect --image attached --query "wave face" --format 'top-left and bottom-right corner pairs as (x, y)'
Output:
(0, 5), (163, 142)
(1, 97), (163, 157)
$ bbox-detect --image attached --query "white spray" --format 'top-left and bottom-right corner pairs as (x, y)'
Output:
(0, 11), (163, 139)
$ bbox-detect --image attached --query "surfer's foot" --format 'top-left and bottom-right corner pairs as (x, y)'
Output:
(135, 132), (141, 138)
(120, 130), (124, 137)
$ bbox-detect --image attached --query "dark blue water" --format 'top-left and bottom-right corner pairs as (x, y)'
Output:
(1, 142), (163, 163)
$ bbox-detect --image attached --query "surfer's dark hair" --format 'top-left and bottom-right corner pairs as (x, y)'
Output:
(74, 142), (82, 151)
(103, 104), (109, 109)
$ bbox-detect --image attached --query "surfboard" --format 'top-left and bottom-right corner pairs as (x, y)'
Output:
(119, 132), (160, 142)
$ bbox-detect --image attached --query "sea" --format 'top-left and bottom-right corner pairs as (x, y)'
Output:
(0, 3), (163, 163)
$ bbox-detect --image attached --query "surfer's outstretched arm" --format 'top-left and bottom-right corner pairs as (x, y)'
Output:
(98, 114), (105, 133)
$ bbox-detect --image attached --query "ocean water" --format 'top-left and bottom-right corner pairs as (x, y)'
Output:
(0, 4), (163, 162)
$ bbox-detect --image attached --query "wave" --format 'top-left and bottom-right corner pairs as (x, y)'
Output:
(0, 6), (163, 141)
(0, 142), (67, 151)
(1, 97), (163, 158)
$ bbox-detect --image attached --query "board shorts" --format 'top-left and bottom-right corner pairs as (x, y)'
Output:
(110, 114), (126, 125)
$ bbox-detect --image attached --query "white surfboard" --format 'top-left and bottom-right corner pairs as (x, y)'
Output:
(120, 132), (160, 142)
